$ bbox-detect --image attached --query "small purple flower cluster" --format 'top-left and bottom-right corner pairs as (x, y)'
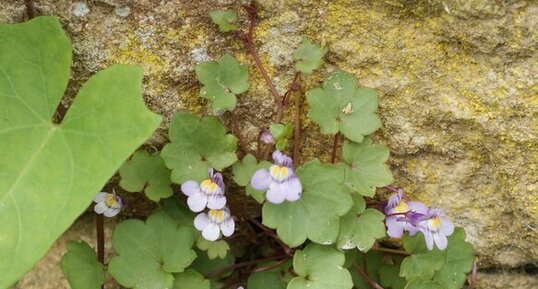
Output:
(250, 151), (302, 204)
(181, 168), (235, 241)
(383, 188), (454, 250)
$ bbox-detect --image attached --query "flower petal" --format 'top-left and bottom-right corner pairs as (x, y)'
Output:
(187, 192), (208, 212)
(93, 192), (108, 203)
(202, 223), (221, 241)
(94, 202), (108, 214)
(220, 218), (235, 237)
(272, 151), (293, 167)
(207, 194), (227, 210)
(104, 207), (121, 217)
(194, 213), (210, 231)
(408, 201), (429, 214)
(440, 217), (455, 236)
(433, 233), (448, 250)
(266, 182), (286, 204)
(386, 216), (405, 238)
(251, 169), (271, 190)
(422, 229), (434, 250)
(284, 177), (302, 202)
(181, 180), (200, 197)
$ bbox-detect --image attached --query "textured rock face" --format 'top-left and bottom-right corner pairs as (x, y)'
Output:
(1, 0), (537, 280)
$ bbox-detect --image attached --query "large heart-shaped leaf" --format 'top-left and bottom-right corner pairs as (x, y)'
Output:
(0, 17), (161, 287)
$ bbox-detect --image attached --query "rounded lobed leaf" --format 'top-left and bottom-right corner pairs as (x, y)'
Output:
(262, 160), (353, 247)
(306, 70), (381, 142)
(209, 10), (239, 32)
(342, 138), (394, 197)
(108, 212), (197, 289)
(196, 237), (230, 260)
(293, 38), (327, 74)
(195, 53), (249, 113)
(288, 244), (353, 289)
(161, 111), (238, 183)
(173, 269), (210, 289)
(119, 150), (173, 201)
(60, 241), (105, 289)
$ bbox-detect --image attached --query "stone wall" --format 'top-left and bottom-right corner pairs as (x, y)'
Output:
(1, 0), (537, 287)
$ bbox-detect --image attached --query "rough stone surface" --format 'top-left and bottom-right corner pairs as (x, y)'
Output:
(1, 0), (537, 284)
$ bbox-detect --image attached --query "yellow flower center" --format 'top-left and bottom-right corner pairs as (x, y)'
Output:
(427, 217), (441, 231)
(208, 209), (225, 223)
(201, 179), (219, 194)
(270, 165), (291, 182)
(394, 201), (409, 214)
(105, 194), (118, 207)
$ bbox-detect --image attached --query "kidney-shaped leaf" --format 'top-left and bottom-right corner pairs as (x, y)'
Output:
(262, 161), (352, 247)
(288, 244), (353, 289)
(108, 212), (197, 289)
(306, 70), (381, 142)
(60, 241), (105, 289)
(161, 111), (237, 184)
(0, 16), (161, 288)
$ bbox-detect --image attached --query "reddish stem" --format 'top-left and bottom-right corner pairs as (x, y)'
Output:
(293, 91), (302, 167)
(331, 133), (340, 163)
(355, 264), (385, 289)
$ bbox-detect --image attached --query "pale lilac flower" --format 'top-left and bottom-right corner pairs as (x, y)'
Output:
(181, 168), (226, 212)
(383, 189), (428, 238)
(411, 208), (455, 250)
(260, 130), (274, 144)
(250, 151), (302, 204)
(194, 207), (235, 241)
(93, 192), (122, 217)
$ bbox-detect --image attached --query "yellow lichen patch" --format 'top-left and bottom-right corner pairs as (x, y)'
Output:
(108, 31), (168, 93)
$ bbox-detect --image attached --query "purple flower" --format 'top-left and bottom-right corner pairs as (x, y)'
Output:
(384, 189), (428, 238)
(260, 130), (274, 144)
(250, 151), (302, 204)
(181, 168), (227, 212)
(194, 207), (235, 241)
(411, 208), (455, 250)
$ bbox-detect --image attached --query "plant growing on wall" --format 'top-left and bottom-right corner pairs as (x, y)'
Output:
(0, 3), (476, 289)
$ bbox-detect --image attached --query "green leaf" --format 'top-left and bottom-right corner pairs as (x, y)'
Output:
(119, 150), (173, 201)
(232, 154), (270, 203)
(190, 249), (235, 278)
(269, 123), (293, 141)
(161, 111), (238, 183)
(60, 241), (105, 289)
(404, 279), (446, 289)
(196, 237), (230, 259)
(400, 234), (447, 281)
(195, 54), (249, 113)
(379, 262), (407, 289)
(161, 197), (196, 227)
(247, 271), (287, 289)
(306, 70), (381, 142)
(173, 269), (210, 289)
(288, 244), (353, 289)
(209, 10), (238, 32)
(0, 17), (161, 287)
(337, 194), (386, 251)
(293, 38), (327, 74)
(262, 160), (353, 247)
(108, 212), (197, 289)
(342, 138), (394, 197)
(433, 228), (475, 289)
(350, 252), (384, 289)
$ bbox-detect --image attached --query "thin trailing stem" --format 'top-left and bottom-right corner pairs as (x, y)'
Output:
(354, 264), (385, 289)
(251, 257), (291, 273)
(249, 218), (293, 256)
(293, 93), (302, 166)
(466, 260), (478, 289)
(205, 254), (288, 279)
(238, 3), (283, 122)
(372, 242), (411, 256)
(95, 214), (105, 289)
(331, 133), (341, 163)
